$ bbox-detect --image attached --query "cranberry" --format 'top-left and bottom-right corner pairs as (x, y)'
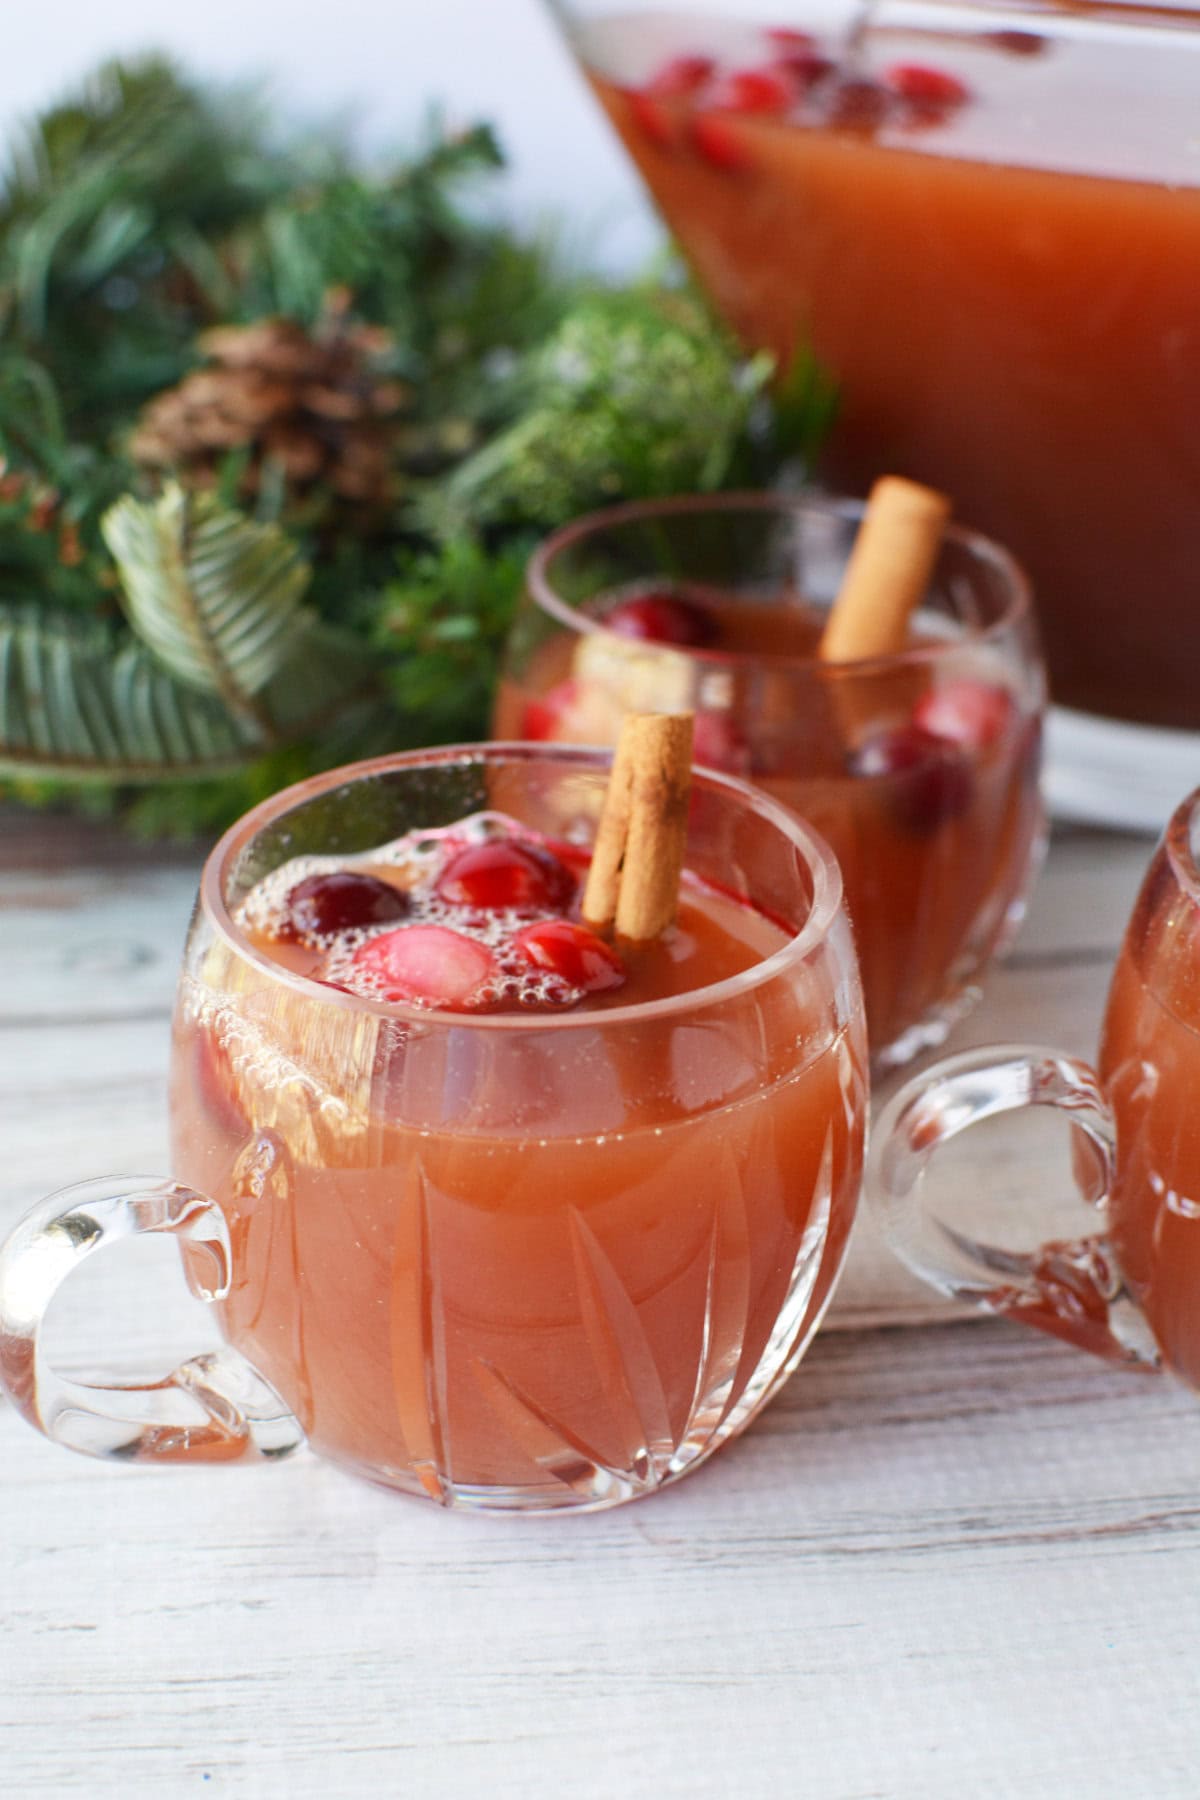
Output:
(763, 27), (815, 51)
(826, 78), (890, 132)
(690, 113), (749, 171)
(518, 677), (623, 747)
(849, 724), (972, 832)
(351, 925), (495, 1008)
(883, 64), (970, 107)
(708, 66), (796, 114)
(772, 50), (834, 89)
(281, 870), (409, 940)
(692, 710), (752, 776)
(630, 54), (715, 149)
(605, 590), (717, 648)
(513, 920), (626, 995)
(630, 93), (674, 148)
(436, 838), (575, 911)
(520, 688), (569, 741)
(645, 53), (715, 97)
(913, 680), (1012, 751)
(986, 30), (1047, 56)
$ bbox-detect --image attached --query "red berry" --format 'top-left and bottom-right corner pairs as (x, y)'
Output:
(630, 54), (715, 149)
(520, 691), (565, 741)
(986, 30), (1047, 56)
(436, 838), (575, 911)
(512, 920), (626, 995)
(708, 66), (796, 115)
(646, 53), (715, 97)
(630, 93), (674, 149)
(351, 926), (495, 1008)
(692, 710), (752, 776)
(605, 589), (717, 648)
(281, 870), (409, 940)
(518, 676), (623, 747)
(826, 78), (890, 132)
(883, 64), (970, 106)
(763, 27), (815, 51)
(772, 50), (834, 88)
(691, 113), (750, 172)
(913, 680), (1012, 751)
(849, 724), (973, 832)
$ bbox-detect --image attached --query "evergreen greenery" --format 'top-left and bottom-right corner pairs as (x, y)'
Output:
(0, 57), (835, 835)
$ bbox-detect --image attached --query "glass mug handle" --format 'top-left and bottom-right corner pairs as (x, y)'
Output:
(869, 1045), (1160, 1369)
(0, 1176), (304, 1463)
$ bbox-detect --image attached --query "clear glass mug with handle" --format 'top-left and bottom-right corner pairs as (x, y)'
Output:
(868, 785), (1200, 1378)
(0, 743), (867, 1512)
(496, 492), (1045, 1070)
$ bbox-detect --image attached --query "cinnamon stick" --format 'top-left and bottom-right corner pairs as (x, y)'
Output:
(819, 476), (951, 663)
(582, 713), (694, 944)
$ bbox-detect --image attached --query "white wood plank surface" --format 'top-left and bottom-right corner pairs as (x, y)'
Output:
(3, 808), (1198, 1799)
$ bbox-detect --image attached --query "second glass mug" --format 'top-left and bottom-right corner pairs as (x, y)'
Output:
(869, 784), (1200, 1383)
(495, 492), (1046, 1068)
(0, 744), (867, 1512)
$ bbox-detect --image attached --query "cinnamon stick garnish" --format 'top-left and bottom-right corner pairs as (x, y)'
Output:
(819, 476), (951, 662)
(582, 713), (694, 944)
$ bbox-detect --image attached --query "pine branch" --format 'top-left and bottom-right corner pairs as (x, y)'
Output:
(0, 607), (256, 779)
(0, 603), (383, 782)
(102, 484), (313, 726)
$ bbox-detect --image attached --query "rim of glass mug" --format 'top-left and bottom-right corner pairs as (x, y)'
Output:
(525, 490), (1036, 674)
(1164, 784), (1200, 906)
(202, 740), (849, 1029)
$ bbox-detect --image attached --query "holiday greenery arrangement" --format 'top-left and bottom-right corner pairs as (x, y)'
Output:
(0, 58), (834, 835)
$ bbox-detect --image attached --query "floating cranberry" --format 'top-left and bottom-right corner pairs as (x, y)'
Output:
(883, 64), (971, 107)
(520, 687), (570, 741)
(986, 29), (1047, 56)
(630, 53), (716, 149)
(913, 680), (1012, 751)
(351, 926), (495, 1008)
(645, 53), (715, 97)
(772, 50), (834, 89)
(630, 93), (674, 148)
(691, 113), (749, 171)
(436, 838), (576, 911)
(849, 724), (972, 832)
(513, 919), (626, 995)
(518, 676), (623, 747)
(692, 710), (753, 777)
(825, 78), (890, 132)
(281, 870), (409, 939)
(763, 26), (815, 51)
(707, 65), (797, 115)
(605, 589), (718, 648)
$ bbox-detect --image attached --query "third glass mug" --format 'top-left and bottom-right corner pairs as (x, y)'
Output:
(869, 785), (1200, 1381)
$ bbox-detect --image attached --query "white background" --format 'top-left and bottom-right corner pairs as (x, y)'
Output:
(4, 1), (659, 266)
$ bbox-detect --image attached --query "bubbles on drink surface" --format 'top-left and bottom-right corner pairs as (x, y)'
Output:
(234, 811), (624, 1013)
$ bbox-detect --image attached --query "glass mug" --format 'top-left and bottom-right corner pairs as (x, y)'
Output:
(495, 492), (1045, 1068)
(0, 744), (867, 1512)
(868, 785), (1200, 1379)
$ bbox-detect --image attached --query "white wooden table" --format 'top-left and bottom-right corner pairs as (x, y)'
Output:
(4, 809), (1199, 1798)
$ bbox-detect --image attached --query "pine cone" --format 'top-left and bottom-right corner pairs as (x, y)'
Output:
(131, 291), (410, 512)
